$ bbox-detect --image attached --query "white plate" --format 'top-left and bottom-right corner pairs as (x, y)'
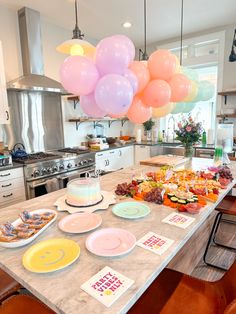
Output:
(0, 209), (57, 248)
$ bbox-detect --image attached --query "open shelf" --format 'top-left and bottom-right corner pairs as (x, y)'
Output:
(68, 117), (129, 130)
(216, 114), (236, 119)
(218, 90), (236, 105)
(67, 96), (80, 109)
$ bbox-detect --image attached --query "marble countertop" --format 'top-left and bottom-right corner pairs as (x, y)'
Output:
(0, 158), (235, 314)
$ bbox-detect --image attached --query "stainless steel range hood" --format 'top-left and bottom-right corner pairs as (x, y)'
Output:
(7, 7), (66, 93)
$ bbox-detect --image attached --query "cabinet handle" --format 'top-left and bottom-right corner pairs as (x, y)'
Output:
(6, 110), (9, 120)
(107, 159), (110, 166)
(109, 151), (115, 154)
(2, 183), (12, 188)
(0, 173), (10, 177)
(97, 153), (103, 157)
(119, 150), (122, 156)
(3, 193), (13, 198)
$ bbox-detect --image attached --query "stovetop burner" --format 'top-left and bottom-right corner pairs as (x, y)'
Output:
(12, 152), (61, 164)
(58, 147), (90, 154)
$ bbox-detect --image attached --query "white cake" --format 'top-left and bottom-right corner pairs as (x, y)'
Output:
(66, 177), (102, 207)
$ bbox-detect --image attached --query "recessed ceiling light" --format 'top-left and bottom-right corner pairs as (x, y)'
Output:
(122, 21), (132, 28)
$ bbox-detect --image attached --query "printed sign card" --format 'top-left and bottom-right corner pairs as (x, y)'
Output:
(137, 232), (174, 255)
(81, 266), (134, 307)
(162, 212), (195, 229)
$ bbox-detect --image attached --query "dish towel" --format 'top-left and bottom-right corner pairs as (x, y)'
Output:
(45, 178), (59, 193)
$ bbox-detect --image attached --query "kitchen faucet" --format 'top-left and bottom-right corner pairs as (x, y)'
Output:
(166, 116), (176, 143)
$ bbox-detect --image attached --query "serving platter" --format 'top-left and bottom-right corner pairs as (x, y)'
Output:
(0, 209), (57, 248)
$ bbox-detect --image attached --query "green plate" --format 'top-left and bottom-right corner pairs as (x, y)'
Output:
(112, 202), (151, 219)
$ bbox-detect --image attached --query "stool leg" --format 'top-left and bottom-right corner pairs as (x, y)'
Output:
(203, 212), (227, 271)
(212, 217), (236, 250)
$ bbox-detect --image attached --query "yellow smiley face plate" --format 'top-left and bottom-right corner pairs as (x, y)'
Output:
(22, 238), (80, 273)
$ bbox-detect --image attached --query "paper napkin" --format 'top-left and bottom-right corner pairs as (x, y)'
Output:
(162, 212), (195, 229)
(81, 266), (134, 307)
(137, 232), (174, 255)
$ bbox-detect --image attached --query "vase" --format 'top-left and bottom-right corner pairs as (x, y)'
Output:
(145, 130), (152, 142)
(184, 145), (194, 158)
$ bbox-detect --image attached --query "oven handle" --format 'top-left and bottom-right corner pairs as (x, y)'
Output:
(29, 180), (50, 188)
(57, 167), (95, 180)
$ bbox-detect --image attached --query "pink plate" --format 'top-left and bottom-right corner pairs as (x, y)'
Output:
(58, 213), (102, 234)
(85, 228), (136, 257)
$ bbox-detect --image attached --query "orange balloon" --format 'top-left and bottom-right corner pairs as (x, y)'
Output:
(148, 50), (179, 80)
(169, 73), (191, 102)
(109, 112), (127, 118)
(152, 102), (175, 118)
(127, 95), (151, 124)
(129, 61), (150, 93)
(142, 79), (171, 108)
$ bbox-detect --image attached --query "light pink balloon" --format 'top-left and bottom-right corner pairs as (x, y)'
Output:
(95, 74), (133, 115)
(60, 56), (99, 95)
(169, 73), (192, 102)
(80, 93), (106, 118)
(142, 79), (171, 108)
(129, 61), (150, 93)
(111, 35), (135, 62)
(148, 50), (178, 81)
(123, 69), (138, 94)
(95, 37), (130, 76)
(127, 96), (151, 124)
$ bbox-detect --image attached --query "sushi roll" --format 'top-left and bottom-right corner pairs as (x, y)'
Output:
(0, 233), (17, 242)
(0, 222), (16, 234)
(17, 229), (35, 239)
(28, 220), (47, 229)
(15, 223), (30, 232)
(41, 212), (55, 221)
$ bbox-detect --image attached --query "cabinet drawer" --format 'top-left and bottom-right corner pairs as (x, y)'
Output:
(0, 177), (25, 191)
(0, 188), (26, 205)
(0, 167), (23, 182)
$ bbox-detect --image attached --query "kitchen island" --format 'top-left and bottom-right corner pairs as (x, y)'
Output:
(0, 158), (235, 314)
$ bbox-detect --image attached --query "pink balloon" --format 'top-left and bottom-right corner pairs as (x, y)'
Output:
(109, 112), (127, 118)
(169, 73), (192, 102)
(80, 93), (106, 118)
(95, 37), (130, 76)
(148, 50), (179, 81)
(60, 56), (99, 95)
(95, 74), (133, 115)
(127, 96), (151, 124)
(111, 35), (135, 62)
(129, 61), (150, 93)
(142, 80), (171, 108)
(123, 69), (138, 94)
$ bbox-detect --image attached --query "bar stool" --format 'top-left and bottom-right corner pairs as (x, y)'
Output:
(203, 194), (236, 271)
(0, 269), (21, 303)
(128, 259), (236, 314)
(0, 295), (55, 314)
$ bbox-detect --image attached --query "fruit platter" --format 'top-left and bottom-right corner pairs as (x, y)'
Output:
(115, 165), (234, 215)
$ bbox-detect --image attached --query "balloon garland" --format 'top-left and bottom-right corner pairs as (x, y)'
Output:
(59, 35), (215, 123)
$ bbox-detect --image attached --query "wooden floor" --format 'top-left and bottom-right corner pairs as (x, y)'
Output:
(191, 218), (236, 281)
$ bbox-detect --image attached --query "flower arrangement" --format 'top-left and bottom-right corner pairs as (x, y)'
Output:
(143, 118), (155, 131)
(175, 116), (203, 156)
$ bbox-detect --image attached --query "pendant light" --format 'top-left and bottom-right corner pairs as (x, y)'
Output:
(229, 29), (236, 62)
(139, 0), (149, 61)
(56, 0), (94, 56)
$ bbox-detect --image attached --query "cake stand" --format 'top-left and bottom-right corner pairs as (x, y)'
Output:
(54, 191), (116, 214)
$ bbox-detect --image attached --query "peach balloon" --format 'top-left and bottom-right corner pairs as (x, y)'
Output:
(148, 50), (179, 81)
(109, 112), (127, 118)
(183, 80), (198, 102)
(169, 73), (192, 102)
(127, 95), (151, 124)
(129, 61), (150, 93)
(142, 79), (171, 108)
(152, 102), (175, 118)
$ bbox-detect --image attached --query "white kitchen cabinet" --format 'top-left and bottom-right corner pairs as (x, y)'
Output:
(0, 167), (26, 208)
(0, 41), (10, 124)
(134, 145), (151, 165)
(117, 146), (134, 169)
(95, 146), (134, 172)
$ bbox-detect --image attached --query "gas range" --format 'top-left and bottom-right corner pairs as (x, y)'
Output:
(15, 151), (95, 182)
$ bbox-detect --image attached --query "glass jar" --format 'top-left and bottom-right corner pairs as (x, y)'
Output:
(184, 145), (194, 158)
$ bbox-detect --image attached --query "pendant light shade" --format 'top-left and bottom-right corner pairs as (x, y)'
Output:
(56, 0), (95, 56)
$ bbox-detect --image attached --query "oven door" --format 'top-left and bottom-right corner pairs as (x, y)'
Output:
(195, 149), (215, 159)
(58, 166), (95, 189)
(26, 176), (60, 199)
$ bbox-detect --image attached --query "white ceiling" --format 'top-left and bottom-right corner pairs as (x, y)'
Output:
(0, 0), (236, 46)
